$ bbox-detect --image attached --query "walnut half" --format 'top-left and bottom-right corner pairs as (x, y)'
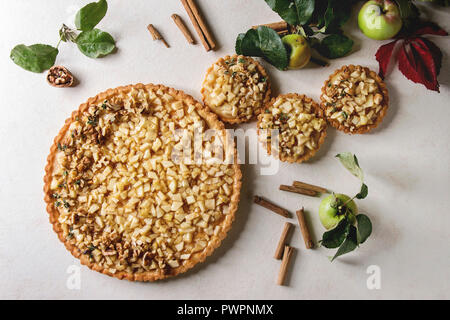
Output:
(47, 65), (74, 88)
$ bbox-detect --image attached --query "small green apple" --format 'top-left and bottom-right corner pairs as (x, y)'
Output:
(319, 194), (357, 230)
(281, 34), (311, 69)
(358, 0), (403, 40)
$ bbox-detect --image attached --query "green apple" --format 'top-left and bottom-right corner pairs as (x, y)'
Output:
(282, 34), (311, 69)
(319, 194), (357, 230)
(358, 0), (402, 40)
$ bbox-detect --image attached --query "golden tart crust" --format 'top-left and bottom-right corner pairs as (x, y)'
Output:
(201, 54), (271, 124)
(44, 83), (241, 281)
(320, 65), (389, 134)
(257, 93), (327, 163)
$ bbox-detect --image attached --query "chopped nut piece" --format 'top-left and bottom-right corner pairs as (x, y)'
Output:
(47, 65), (74, 88)
(320, 65), (389, 134)
(44, 84), (241, 281)
(201, 55), (271, 123)
(257, 93), (327, 163)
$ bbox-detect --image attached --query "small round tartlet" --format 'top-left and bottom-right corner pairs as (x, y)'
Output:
(257, 93), (327, 163)
(320, 65), (389, 134)
(44, 83), (241, 281)
(201, 54), (271, 124)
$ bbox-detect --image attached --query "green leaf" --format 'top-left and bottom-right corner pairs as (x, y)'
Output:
(331, 225), (358, 261)
(10, 44), (58, 73)
(264, 0), (300, 25)
(294, 0), (315, 25)
(235, 33), (245, 55)
(239, 26), (288, 70)
(323, 1), (334, 30)
(324, 0), (352, 33)
(395, 0), (419, 20)
(356, 214), (372, 244)
(264, 0), (315, 26)
(336, 152), (364, 182)
(316, 34), (353, 59)
(312, 0), (328, 28)
(321, 218), (350, 249)
(395, 0), (420, 32)
(76, 29), (115, 58)
(75, 0), (108, 31)
(356, 183), (368, 199)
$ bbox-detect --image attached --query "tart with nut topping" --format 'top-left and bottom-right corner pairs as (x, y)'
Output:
(44, 83), (241, 281)
(257, 93), (327, 163)
(320, 65), (389, 134)
(201, 55), (271, 124)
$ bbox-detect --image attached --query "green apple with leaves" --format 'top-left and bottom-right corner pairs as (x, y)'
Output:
(319, 153), (372, 261)
(358, 0), (403, 40)
(319, 194), (357, 230)
(282, 34), (311, 69)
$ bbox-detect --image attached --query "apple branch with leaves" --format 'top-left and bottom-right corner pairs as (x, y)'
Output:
(236, 0), (358, 70)
(320, 153), (372, 261)
(10, 0), (115, 73)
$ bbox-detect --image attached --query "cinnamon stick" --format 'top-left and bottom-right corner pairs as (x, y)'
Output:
(180, 0), (215, 51)
(276, 29), (289, 36)
(296, 208), (314, 249)
(279, 185), (318, 197)
(252, 21), (288, 32)
(292, 180), (328, 194)
(277, 246), (294, 286)
(254, 195), (290, 218)
(171, 14), (195, 44)
(274, 222), (294, 260)
(147, 24), (169, 48)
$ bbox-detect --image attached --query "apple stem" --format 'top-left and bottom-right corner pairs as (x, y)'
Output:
(310, 57), (329, 67)
(342, 196), (356, 209)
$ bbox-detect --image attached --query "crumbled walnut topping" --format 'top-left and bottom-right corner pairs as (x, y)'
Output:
(321, 65), (387, 133)
(49, 87), (237, 275)
(258, 94), (326, 162)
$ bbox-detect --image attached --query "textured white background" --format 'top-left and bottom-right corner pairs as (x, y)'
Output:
(0, 0), (449, 300)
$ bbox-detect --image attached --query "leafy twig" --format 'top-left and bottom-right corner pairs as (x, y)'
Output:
(236, 0), (356, 70)
(319, 153), (372, 261)
(10, 0), (116, 73)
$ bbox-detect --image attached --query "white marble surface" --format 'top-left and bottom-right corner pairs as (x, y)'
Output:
(0, 0), (449, 300)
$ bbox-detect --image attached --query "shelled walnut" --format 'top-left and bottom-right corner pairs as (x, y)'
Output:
(47, 65), (74, 88)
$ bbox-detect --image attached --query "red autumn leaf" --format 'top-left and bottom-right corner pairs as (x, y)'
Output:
(414, 22), (448, 37)
(397, 37), (441, 92)
(414, 37), (443, 75)
(373, 17), (447, 92)
(375, 40), (398, 78)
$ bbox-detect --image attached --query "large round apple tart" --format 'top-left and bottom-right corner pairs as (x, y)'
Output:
(44, 84), (241, 281)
